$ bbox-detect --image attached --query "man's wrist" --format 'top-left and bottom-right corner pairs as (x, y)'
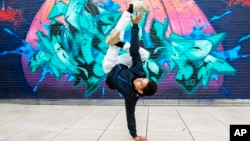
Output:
(133, 24), (138, 28)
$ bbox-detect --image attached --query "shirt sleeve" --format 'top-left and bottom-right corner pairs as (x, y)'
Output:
(125, 99), (137, 138)
(130, 24), (141, 64)
(129, 24), (146, 77)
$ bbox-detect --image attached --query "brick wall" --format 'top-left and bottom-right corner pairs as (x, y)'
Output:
(0, 0), (249, 99)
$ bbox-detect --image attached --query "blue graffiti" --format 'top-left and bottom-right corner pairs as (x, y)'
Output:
(1, 28), (36, 60)
(238, 34), (250, 42)
(213, 46), (249, 61)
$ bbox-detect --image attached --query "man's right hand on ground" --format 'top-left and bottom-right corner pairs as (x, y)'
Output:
(134, 136), (148, 141)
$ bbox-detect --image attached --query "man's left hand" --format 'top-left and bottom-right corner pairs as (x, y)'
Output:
(131, 12), (143, 24)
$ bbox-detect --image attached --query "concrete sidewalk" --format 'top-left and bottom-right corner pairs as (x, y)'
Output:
(0, 102), (250, 141)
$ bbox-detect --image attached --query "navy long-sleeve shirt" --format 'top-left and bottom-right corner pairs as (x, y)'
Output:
(106, 24), (146, 138)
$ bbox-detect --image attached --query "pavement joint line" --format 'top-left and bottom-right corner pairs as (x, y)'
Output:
(3, 112), (55, 141)
(175, 107), (196, 141)
(50, 110), (91, 141)
(3, 121), (38, 140)
(145, 106), (149, 138)
(205, 108), (229, 129)
(97, 106), (123, 141)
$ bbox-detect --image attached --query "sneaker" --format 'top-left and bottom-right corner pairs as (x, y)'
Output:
(130, 0), (149, 12)
(106, 29), (120, 45)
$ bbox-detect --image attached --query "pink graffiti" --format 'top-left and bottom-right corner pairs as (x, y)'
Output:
(228, 0), (250, 7)
(0, 7), (23, 26)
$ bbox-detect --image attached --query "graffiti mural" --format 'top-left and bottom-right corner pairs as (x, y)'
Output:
(0, 0), (23, 26)
(227, 0), (250, 7)
(0, 0), (250, 99)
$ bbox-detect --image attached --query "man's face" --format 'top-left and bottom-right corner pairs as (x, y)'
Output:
(133, 78), (149, 94)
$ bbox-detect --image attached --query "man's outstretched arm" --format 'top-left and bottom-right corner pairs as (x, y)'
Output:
(130, 13), (142, 65)
(130, 13), (146, 77)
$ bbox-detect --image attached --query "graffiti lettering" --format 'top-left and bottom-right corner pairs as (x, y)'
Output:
(227, 0), (250, 7)
(0, 4), (23, 26)
(185, 79), (196, 86)
(1, 0), (248, 97)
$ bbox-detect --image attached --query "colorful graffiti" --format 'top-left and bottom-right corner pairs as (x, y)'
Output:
(227, 0), (250, 7)
(0, 0), (23, 26)
(1, 0), (249, 98)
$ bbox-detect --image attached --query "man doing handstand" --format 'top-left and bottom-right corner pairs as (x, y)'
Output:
(102, 1), (157, 141)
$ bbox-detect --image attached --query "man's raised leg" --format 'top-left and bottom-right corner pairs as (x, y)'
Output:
(102, 45), (121, 74)
(105, 10), (132, 45)
(106, 1), (149, 45)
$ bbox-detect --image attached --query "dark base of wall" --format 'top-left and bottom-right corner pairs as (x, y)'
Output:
(1, 99), (250, 106)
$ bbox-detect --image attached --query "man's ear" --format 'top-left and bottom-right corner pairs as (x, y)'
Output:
(138, 90), (143, 95)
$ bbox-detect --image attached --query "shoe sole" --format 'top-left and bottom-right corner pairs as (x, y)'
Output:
(132, 1), (149, 12)
(106, 29), (120, 45)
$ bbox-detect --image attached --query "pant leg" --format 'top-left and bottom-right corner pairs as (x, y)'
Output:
(102, 44), (149, 73)
(114, 11), (132, 41)
(117, 43), (150, 66)
(102, 11), (132, 73)
(102, 45), (120, 73)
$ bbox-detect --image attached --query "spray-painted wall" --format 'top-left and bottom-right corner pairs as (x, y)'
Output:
(0, 0), (249, 99)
